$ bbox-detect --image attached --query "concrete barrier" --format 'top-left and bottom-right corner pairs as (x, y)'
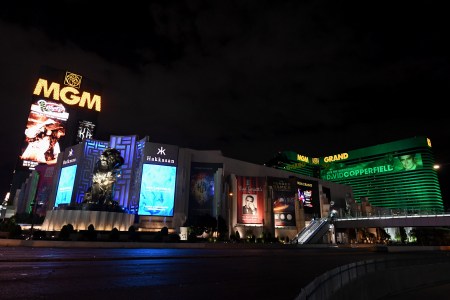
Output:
(295, 254), (450, 300)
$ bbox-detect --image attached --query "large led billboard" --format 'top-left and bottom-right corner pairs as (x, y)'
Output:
(54, 164), (77, 207)
(20, 99), (69, 169)
(138, 164), (176, 216)
(320, 152), (424, 180)
(296, 178), (320, 216)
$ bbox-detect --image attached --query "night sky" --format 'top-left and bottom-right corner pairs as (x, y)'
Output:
(1, 1), (449, 209)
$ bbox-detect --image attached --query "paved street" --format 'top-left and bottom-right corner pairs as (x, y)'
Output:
(1, 245), (449, 299)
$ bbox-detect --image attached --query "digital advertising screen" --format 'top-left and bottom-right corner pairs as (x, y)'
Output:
(20, 99), (69, 169)
(29, 66), (101, 157)
(297, 178), (320, 215)
(138, 164), (177, 216)
(321, 152), (424, 180)
(54, 164), (77, 207)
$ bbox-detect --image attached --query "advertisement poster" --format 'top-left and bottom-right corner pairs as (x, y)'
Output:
(138, 164), (176, 216)
(237, 176), (265, 225)
(54, 164), (77, 207)
(20, 99), (69, 169)
(34, 164), (56, 216)
(321, 153), (423, 180)
(188, 162), (222, 217)
(296, 178), (320, 216)
(268, 177), (296, 227)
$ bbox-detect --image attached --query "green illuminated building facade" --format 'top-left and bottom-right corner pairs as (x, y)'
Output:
(266, 136), (443, 212)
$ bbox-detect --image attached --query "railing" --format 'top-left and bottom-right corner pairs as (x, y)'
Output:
(336, 211), (450, 221)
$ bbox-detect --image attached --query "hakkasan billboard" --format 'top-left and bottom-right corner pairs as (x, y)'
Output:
(138, 143), (179, 217)
(321, 153), (423, 181)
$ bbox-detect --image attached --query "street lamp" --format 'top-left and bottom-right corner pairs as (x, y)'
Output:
(434, 162), (450, 170)
(434, 162), (450, 212)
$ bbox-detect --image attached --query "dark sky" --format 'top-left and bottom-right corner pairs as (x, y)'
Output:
(1, 1), (449, 208)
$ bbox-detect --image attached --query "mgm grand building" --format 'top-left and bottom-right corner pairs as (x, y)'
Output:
(8, 67), (443, 242)
(268, 136), (443, 214)
(15, 135), (442, 243)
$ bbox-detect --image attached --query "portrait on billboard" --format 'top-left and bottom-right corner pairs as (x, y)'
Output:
(236, 176), (265, 225)
(20, 100), (68, 168)
(242, 194), (258, 215)
(394, 153), (423, 171)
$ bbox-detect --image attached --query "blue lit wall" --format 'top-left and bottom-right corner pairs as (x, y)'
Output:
(109, 135), (138, 208)
(74, 139), (109, 204)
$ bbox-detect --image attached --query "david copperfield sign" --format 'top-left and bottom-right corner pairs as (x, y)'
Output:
(321, 153), (423, 180)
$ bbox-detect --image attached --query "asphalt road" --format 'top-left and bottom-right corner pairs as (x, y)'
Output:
(1, 246), (448, 300)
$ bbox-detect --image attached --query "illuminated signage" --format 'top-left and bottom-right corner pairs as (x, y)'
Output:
(321, 153), (423, 180)
(144, 143), (178, 166)
(54, 164), (77, 207)
(296, 179), (319, 214)
(76, 120), (95, 143)
(311, 157), (320, 164)
(33, 72), (101, 112)
(297, 181), (313, 187)
(20, 99), (69, 169)
(323, 153), (349, 163)
(297, 154), (309, 163)
(138, 164), (176, 216)
(62, 149), (77, 166)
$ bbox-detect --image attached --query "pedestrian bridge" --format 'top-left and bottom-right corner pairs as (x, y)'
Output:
(292, 213), (450, 244)
(333, 213), (450, 228)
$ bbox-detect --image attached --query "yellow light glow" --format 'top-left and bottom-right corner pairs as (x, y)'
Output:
(33, 78), (102, 112)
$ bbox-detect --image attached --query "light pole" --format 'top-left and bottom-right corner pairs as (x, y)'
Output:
(228, 192), (233, 239)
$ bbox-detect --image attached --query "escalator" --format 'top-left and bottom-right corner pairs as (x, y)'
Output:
(292, 217), (330, 244)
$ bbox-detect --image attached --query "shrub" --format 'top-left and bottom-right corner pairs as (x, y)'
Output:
(167, 233), (181, 243)
(59, 224), (73, 240)
(0, 218), (22, 238)
(109, 227), (120, 242)
(82, 224), (97, 241)
(128, 225), (139, 242)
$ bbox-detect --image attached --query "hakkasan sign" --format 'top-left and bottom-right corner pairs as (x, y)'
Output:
(321, 153), (423, 180)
